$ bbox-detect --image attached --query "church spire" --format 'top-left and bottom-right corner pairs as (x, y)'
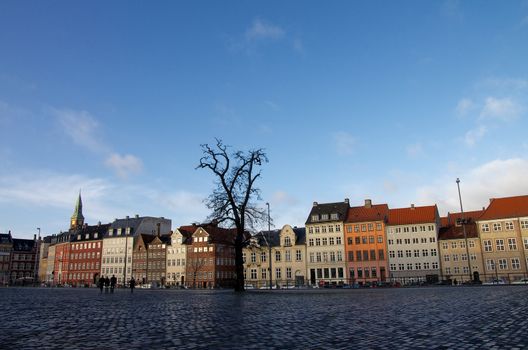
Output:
(70, 190), (85, 230)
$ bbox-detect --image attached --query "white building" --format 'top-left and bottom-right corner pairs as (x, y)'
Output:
(101, 215), (171, 285)
(166, 229), (188, 287)
(386, 204), (441, 284)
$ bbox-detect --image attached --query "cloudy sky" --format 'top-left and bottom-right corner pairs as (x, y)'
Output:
(1, 1), (528, 239)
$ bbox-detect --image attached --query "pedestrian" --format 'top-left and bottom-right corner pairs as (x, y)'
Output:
(104, 276), (110, 293)
(129, 277), (136, 293)
(98, 277), (104, 294)
(110, 275), (117, 293)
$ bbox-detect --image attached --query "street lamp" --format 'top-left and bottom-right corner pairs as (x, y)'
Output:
(456, 178), (472, 283)
(266, 202), (272, 290)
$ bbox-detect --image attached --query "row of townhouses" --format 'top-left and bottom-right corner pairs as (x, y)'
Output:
(2, 193), (528, 288)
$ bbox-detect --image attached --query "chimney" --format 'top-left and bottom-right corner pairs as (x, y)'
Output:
(313, 201), (318, 207)
(135, 214), (139, 219)
(489, 198), (494, 203)
(161, 217), (165, 220)
(98, 221), (101, 226)
(344, 198), (349, 204)
(126, 215), (129, 220)
(410, 204), (415, 210)
(365, 199), (372, 208)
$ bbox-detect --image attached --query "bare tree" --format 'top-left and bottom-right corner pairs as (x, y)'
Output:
(197, 139), (268, 291)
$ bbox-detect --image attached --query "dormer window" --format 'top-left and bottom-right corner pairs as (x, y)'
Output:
(117, 228), (122, 236)
(125, 227), (131, 235)
(311, 215), (319, 222)
(77, 234), (81, 240)
(321, 214), (329, 221)
(85, 234), (89, 239)
(94, 233), (98, 239)
(108, 228), (113, 236)
(330, 213), (338, 220)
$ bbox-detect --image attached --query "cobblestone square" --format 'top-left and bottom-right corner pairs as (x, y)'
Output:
(1, 286), (527, 349)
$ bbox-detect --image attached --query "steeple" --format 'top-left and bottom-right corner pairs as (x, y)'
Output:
(70, 190), (85, 230)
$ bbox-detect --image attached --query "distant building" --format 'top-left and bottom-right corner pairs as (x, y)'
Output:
(0, 232), (13, 285)
(386, 204), (441, 284)
(10, 236), (38, 284)
(181, 222), (239, 289)
(243, 224), (306, 289)
(476, 195), (528, 283)
(166, 229), (189, 287)
(305, 199), (349, 286)
(344, 200), (389, 285)
(439, 210), (485, 283)
(101, 215), (171, 286)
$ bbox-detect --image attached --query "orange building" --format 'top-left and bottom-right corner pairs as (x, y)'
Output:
(344, 199), (389, 285)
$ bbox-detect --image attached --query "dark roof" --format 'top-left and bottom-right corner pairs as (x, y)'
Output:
(346, 203), (389, 223)
(388, 205), (439, 225)
(438, 211), (483, 240)
(12, 239), (36, 252)
(305, 200), (350, 224)
(179, 223), (240, 245)
(478, 195), (528, 221)
(0, 233), (13, 245)
(70, 224), (110, 242)
(252, 226), (307, 247)
(293, 227), (306, 245)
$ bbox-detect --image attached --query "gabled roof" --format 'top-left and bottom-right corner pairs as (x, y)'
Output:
(252, 225), (307, 247)
(0, 233), (13, 244)
(346, 203), (389, 223)
(306, 200), (350, 224)
(478, 195), (528, 221)
(387, 205), (438, 226)
(178, 223), (240, 245)
(70, 223), (110, 242)
(438, 210), (484, 240)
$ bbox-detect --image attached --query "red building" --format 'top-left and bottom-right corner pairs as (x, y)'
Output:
(68, 224), (108, 286)
(180, 222), (239, 289)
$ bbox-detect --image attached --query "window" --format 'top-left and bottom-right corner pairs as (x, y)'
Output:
(309, 253), (315, 263)
(396, 239), (402, 244)
(505, 222), (514, 230)
(521, 220), (528, 229)
(355, 237), (361, 244)
(369, 236), (375, 243)
(285, 251), (291, 262)
(250, 269), (257, 279)
(322, 238), (328, 246)
(376, 223), (382, 230)
(511, 258), (521, 270)
(493, 223), (502, 231)
(275, 251), (281, 262)
(347, 226), (353, 233)
(444, 254), (450, 262)
(484, 240), (492, 252)
(442, 242), (448, 249)
(405, 250), (412, 257)
(347, 237), (353, 245)
(361, 224), (366, 232)
(322, 226), (327, 233)
(524, 238), (528, 250)
(461, 253), (467, 261)
(398, 264), (405, 271)
(397, 250), (403, 258)
(296, 250), (302, 261)
(404, 238), (411, 244)
(389, 251), (395, 258)
(453, 254), (459, 262)
(330, 252), (336, 262)
(470, 253), (477, 261)
(413, 238), (418, 244)
(377, 236), (383, 243)
(432, 262), (439, 269)
(354, 225), (360, 232)
(329, 225), (334, 233)
(368, 223), (374, 231)
(468, 240), (475, 248)
(251, 252), (256, 263)
(309, 239), (314, 246)
(316, 252), (322, 262)
(261, 268), (267, 279)
(335, 225), (341, 232)
(331, 213), (338, 220)
(388, 239), (394, 245)
(356, 251), (362, 261)
(453, 267), (460, 274)
(378, 250), (384, 260)
(363, 250), (369, 261)
(486, 259), (495, 271)
(415, 263), (421, 270)
(414, 250), (420, 257)
(348, 251), (354, 261)
(411, 226), (417, 233)
(284, 236), (292, 246)
(321, 214), (328, 221)
(337, 251), (343, 261)
(336, 237), (342, 245)
(508, 238), (517, 250)
(275, 268), (281, 279)
(315, 227), (320, 233)
(362, 236), (367, 244)
(406, 263), (413, 270)
(311, 215), (319, 222)
(445, 267), (451, 274)
(422, 249), (429, 257)
(315, 238), (321, 246)
(390, 264), (396, 271)
(498, 258), (507, 270)
(370, 250), (376, 260)
(261, 252), (267, 262)
(308, 227), (313, 234)
(403, 227), (409, 233)
(481, 223), (490, 232)
(451, 242), (457, 249)
(423, 262), (430, 269)
(431, 249), (437, 256)
(496, 239), (505, 251)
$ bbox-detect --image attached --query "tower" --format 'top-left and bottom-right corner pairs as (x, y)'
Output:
(70, 191), (85, 230)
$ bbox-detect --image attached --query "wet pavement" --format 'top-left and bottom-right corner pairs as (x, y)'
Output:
(1, 286), (527, 349)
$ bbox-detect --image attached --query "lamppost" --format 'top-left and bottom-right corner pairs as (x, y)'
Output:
(266, 202), (272, 290)
(456, 178), (472, 283)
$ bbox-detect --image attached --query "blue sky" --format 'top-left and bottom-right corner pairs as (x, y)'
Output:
(1, 1), (528, 239)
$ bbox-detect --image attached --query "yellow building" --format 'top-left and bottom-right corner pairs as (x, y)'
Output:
(305, 200), (349, 286)
(438, 211), (484, 284)
(243, 225), (306, 289)
(476, 195), (528, 283)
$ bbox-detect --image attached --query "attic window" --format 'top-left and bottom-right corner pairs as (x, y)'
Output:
(77, 234), (81, 240)
(321, 214), (329, 221)
(85, 234), (89, 239)
(311, 215), (319, 222)
(94, 233), (98, 239)
(330, 213), (338, 220)
(455, 218), (463, 226)
(125, 227), (131, 235)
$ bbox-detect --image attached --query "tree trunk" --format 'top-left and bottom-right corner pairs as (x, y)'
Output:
(234, 230), (245, 291)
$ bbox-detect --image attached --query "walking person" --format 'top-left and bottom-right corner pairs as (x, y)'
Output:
(98, 277), (104, 294)
(104, 276), (110, 293)
(129, 277), (136, 293)
(110, 275), (117, 293)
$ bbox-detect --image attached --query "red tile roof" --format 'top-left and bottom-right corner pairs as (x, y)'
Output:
(438, 210), (484, 240)
(387, 205), (438, 225)
(345, 204), (389, 223)
(478, 195), (528, 221)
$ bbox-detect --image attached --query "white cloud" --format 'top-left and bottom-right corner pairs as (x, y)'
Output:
(455, 98), (474, 116)
(416, 158), (528, 215)
(105, 153), (143, 179)
(480, 97), (523, 121)
(464, 125), (487, 147)
(406, 142), (424, 157)
(245, 19), (285, 41)
(334, 131), (356, 155)
(53, 108), (108, 153)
